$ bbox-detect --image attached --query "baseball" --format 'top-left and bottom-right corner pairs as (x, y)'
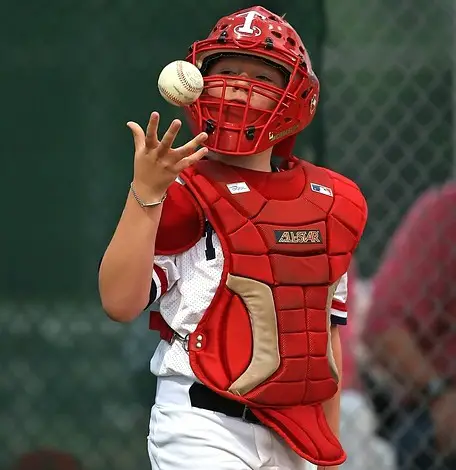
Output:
(158, 60), (204, 107)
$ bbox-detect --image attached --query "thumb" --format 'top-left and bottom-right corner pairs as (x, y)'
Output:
(127, 121), (145, 152)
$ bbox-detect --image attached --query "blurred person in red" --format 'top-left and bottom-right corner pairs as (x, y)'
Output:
(11, 448), (82, 470)
(363, 182), (456, 470)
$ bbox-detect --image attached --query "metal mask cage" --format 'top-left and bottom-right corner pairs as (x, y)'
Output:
(184, 38), (317, 156)
(196, 76), (297, 154)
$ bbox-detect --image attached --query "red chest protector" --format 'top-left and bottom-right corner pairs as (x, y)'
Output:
(154, 158), (367, 466)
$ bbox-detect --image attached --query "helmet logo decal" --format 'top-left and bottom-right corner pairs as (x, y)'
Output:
(310, 94), (318, 114)
(234, 11), (266, 37)
(268, 124), (300, 142)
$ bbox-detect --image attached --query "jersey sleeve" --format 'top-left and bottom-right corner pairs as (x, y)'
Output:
(148, 255), (180, 306)
(149, 176), (200, 305)
(330, 272), (348, 326)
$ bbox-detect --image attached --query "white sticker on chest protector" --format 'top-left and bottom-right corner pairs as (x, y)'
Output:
(227, 182), (250, 194)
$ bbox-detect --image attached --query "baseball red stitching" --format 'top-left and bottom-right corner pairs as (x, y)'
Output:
(176, 61), (202, 94)
(158, 84), (187, 106)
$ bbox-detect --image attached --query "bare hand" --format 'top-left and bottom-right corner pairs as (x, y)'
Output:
(127, 112), (208, 201)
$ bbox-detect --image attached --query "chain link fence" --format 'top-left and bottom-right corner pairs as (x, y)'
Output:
(2, 0), (454, 469)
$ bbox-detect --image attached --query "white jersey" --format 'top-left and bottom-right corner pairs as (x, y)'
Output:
(149, 229), (348, 379)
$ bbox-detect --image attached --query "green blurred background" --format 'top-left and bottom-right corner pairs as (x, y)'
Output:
(1, 1), (453, 469)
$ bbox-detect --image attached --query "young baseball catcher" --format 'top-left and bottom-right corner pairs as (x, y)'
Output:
(99, 6), (368, 469)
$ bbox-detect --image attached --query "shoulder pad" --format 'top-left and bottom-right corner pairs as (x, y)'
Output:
(325, 168), (368, 241)
(155, 179), (205, 255)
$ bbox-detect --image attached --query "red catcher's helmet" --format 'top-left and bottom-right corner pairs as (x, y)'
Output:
(184, 6), (319, 159)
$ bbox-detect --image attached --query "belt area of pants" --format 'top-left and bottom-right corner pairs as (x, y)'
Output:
(189, 383), (261, 425)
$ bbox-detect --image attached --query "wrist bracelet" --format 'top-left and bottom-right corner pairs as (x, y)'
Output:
(130, 182), (167, 208)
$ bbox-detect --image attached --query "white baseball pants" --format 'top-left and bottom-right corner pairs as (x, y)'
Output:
(147, 376), (318, 470)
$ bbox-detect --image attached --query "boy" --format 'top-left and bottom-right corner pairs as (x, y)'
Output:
(99, 6), (368, 470)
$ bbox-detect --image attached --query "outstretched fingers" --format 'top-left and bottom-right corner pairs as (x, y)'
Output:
(175, 146), (209, 172)
(127, 121), (146, 152)
(145, 112), (160, 150)
(175, 132), (209, 159)
(156, 119), (182, 157)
